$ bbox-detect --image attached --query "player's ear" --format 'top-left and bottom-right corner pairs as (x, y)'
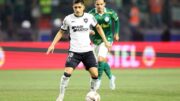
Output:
(94, 0), (97, 6)
(104, 0), (106, 6)
(104, 1), (106, 6)
(82, 4), (85, 11)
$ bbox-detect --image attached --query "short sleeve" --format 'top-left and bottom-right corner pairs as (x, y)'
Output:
(61, 17), (69, 31)
(90, 14), (98, 27)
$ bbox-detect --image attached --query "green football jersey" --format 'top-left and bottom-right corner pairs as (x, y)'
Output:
(89, 8), (119, 45)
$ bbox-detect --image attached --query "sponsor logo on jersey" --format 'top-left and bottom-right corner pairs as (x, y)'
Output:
(0, 47), (5, 67)
(100, 23), (110, 28)
(72, 25), (88, 32)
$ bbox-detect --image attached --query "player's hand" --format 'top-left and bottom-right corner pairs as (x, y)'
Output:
(114, 34), (119, 41)
(105, 42), (112, 51)
(46, 45), (55, 54)
(90, 30), (95, 35)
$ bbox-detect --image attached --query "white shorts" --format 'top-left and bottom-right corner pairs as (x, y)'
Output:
(93, 42), (110, 60)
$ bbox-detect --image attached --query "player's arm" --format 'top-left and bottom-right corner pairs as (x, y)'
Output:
(46, 29), (65, 54)
(90, 30), (95, 35)
(112, 10), (120, 41)
(95, 24), (111, 50)
(114, 19), (120, 41)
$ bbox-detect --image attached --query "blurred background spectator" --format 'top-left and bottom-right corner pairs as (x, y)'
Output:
(0, 21), (7, 41)
(17, 20), (34, 41)
(0, 0), (180, 42)
(129, 0), (144, 41)
(149, 0), (163, 28)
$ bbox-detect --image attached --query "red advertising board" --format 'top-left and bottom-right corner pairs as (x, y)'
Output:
(0, 42), (180, 70)
(0, 42), (69, 70)
(108, 42), (180, 68)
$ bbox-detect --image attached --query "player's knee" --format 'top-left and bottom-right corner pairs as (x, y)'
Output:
(64, 67), (73, 75)
(91, 72), (98, 79)
(91, 75), (98, 80)
(64, 72), (72, 77)
(89, 67), (98, 79)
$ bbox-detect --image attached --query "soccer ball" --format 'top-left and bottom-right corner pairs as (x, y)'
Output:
(85, 91), (100, 101)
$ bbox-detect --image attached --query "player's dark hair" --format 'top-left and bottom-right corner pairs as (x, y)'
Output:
(103, 0), (106, 2)
(94, 0), (106, 3)
(73, 0), (84, 4)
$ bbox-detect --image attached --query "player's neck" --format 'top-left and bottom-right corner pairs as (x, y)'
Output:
(96, 8), (105, 14)
(74, 13), (84, 17)
(98, 11), (104, 14)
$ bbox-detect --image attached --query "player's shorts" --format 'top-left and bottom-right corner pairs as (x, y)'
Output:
(65, 51), (98, 70)
(93, 42), (111, 59)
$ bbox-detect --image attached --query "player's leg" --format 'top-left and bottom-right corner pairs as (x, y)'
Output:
(56, 52), (81, 101)
(89, 67), (99, 91)
(97, 61), (105, 80)
(104, 62), (116, 90)
(96, 60), (105, 89)
(82, 51), (98, 91)
(96, 42), (109, 89)
(104, 62), (112, 79)
(98, 43), (113, 79)
(98, 42), (116, 90)
(92, 45), (103, 89)
(56, 67), (73, 101)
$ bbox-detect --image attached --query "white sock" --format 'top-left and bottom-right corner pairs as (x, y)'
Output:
(90, 78), (98, 91)
(58, 75), (70, 99)
(96, 79), (101, 89)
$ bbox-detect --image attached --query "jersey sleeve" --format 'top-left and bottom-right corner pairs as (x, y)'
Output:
(111, 10), (120, 34)
(61, 16), (69, 31)
(90, 14), (98, 27)
(111, 10), (119, 21)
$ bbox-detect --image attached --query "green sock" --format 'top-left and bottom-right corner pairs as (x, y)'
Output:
(104, 62), (112, 79)
(98, 62), (106, 80)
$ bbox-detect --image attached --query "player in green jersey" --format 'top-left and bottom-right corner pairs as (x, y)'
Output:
(89, 0), (119, 90)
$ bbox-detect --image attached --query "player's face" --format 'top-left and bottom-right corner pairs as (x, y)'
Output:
(73, 3), (85, 16)
(95, 0), (105, 13)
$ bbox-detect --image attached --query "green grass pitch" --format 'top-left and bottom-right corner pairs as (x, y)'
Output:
(0, 69), (180, 101)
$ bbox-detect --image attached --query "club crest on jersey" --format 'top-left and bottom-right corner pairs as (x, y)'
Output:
(104, 16), (110, 22)
(84, 18), (88, 23)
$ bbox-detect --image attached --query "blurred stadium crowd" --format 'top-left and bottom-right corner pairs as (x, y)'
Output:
(0, 0), (180, 42)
